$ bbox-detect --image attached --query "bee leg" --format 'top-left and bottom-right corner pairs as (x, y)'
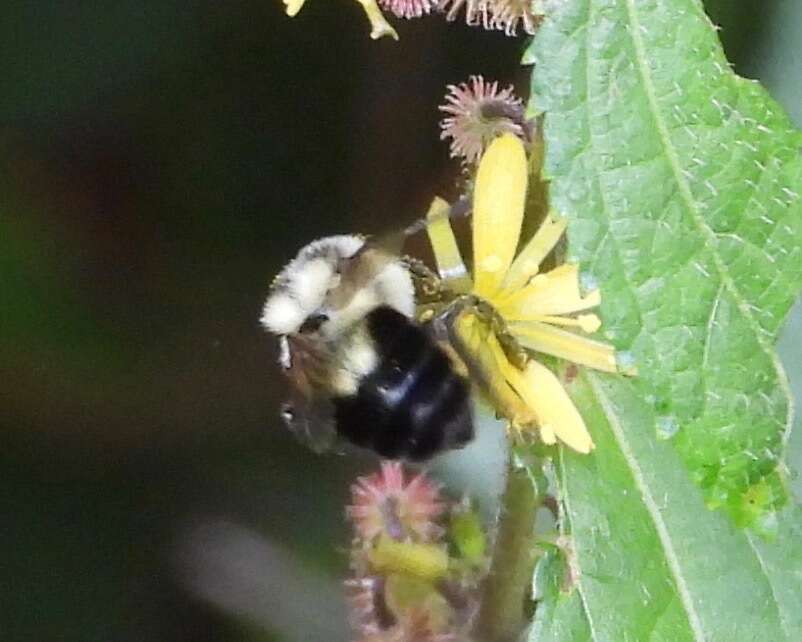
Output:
(427, 294), (528, 372)
(471, 299), (529, 371)
(403, 257), (453, 306)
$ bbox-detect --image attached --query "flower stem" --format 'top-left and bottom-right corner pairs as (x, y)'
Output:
(474, 454), (540, 642)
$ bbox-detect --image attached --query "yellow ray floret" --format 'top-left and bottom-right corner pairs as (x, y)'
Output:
(455, 310), (594, 452)
(502, 212), (567, 292)
(451, 311), (536, 428)
(355, 0), (399, 40)
(282, 0), (306, 16)
(496, 264), (600, 319)
(509, 320), (617, 373)
(472, 134), (528, 298)
(507, 360), (595, 454)
(425, 197), (472, 293)
(281, 0), (399, 41)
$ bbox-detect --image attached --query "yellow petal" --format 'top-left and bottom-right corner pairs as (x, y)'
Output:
(506, 360), (594, 454)
(524, 313), (601, 333)
(425, 197), (472, 293)
(540, 423), (557, 445)
(497, 264), (600, 319)
(450, 311), (535, 426)
(472, 134), (528, 298)
(283, 0), (306, 16)
(502, 212), (567, 292)
(354, 0), (399, 40)
(509, 320), (618, 373)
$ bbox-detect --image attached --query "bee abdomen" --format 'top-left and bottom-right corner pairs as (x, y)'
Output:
(334, 306), (474, 461)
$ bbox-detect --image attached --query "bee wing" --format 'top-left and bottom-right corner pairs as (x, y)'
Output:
(277, 334), (339, 453)
(332, 198), (471, 310)
(346, 197), (469, 263)
(279, 393), (338, 454)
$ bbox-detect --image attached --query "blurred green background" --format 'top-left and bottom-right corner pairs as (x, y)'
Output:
(1, 2), (800, 641)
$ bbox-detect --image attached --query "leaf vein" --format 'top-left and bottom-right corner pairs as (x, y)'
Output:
(558, 446), (602, 642)
(586, 371), (706, 642)
(622, 0), (794, 472)
(701, 283), (724, 371)
(744, 531), (793, 642)
(581, 0), (647, 349)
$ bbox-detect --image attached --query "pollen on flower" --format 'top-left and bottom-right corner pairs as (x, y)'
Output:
(348, 461), (445, 542)
(439, 76), (528, 165)
(379, 0), (437, 18)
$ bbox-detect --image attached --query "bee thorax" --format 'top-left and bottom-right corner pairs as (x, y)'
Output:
(261, 235), (415, 338)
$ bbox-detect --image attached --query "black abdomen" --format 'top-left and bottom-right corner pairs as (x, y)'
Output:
(334, 306), (473, 461)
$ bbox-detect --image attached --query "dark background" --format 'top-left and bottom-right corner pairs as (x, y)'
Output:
(1, 2), (800, 641)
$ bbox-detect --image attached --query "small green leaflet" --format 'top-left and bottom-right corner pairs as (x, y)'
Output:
(523, 0), (802, 639)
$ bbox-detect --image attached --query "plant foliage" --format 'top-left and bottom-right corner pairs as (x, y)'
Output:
(525, 0), (802, 639)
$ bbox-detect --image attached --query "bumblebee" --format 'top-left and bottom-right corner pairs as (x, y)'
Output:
(260, 233), (474, 460)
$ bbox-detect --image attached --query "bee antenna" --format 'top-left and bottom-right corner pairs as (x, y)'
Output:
(403, 196), (471, 238)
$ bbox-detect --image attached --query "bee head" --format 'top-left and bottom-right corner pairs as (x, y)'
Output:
(260, 234), (415, 342)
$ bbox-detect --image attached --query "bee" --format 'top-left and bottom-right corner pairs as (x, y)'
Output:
(260, 228), (474, 461)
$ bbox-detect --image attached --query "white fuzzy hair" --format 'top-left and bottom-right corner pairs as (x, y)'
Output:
(260, 235), (415, 337)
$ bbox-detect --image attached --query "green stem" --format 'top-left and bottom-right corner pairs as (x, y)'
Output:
(474, 455), (540, 642)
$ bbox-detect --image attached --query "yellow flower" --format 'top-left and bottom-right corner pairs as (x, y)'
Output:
(281, 0), (399, 40)
(282, 0), (306, 17)
(425, 133), (629, 453)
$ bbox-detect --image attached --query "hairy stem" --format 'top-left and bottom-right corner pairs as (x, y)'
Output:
(474, 455), (540, 642)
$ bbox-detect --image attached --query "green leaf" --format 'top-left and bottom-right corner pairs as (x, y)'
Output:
(530, 548), (591, 642)
(523, 0), (802, 639)
(528, 373), (802, 642)
(527, 0), (802, 523)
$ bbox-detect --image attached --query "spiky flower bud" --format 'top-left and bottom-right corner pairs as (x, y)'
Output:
(485, 0), (542, 35)
(439, 76), (529, 165)
(379, 0), (438, 18)
(437, 0), (543, 36)
(345, 463), (486, 642)
(348, 461), (445, 543)
(437, 0), (485, 27)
